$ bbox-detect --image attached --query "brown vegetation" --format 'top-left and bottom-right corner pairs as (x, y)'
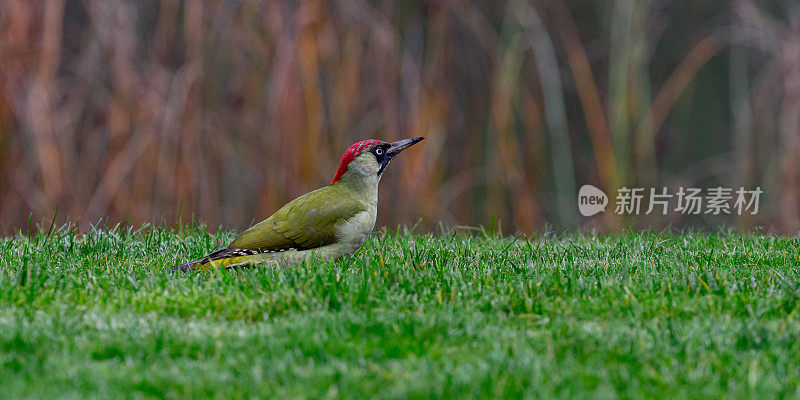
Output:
(0, 0), (798, 234)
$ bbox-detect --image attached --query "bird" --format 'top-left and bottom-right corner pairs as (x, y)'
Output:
(169, 137), (424, 272)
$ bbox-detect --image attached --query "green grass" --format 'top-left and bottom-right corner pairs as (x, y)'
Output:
(1, 224), (800, 399)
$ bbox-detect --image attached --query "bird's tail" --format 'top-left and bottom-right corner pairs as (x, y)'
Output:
(167, 248), (261, 272)
(167, 257), (211, 272)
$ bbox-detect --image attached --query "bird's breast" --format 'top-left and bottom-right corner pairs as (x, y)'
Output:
(335, 207), (377, 255)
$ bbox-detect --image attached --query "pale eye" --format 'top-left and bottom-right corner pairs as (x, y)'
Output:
(375, 148), (384, 155)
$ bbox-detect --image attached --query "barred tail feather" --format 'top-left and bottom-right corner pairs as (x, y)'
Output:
(167, 258), (206, 272)
(168, 248), (267, 272)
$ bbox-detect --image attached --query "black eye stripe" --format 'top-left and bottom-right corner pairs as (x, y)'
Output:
(372, 146), (388, 159)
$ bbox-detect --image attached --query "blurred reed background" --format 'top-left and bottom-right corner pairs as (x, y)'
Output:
(0, 0), (798, 235)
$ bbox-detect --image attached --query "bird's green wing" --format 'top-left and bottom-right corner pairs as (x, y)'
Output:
(227, 185), (366, 252)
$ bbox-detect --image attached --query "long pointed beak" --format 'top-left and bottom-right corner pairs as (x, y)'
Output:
(387, 137), (424, 158)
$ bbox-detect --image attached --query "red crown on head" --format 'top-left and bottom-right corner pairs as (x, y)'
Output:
(332, 139), (384, 183)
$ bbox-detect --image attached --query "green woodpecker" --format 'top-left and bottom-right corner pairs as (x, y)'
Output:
(169, 137), (424, 271)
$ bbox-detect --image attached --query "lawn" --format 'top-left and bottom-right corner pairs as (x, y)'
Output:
(1, 224), (799, 399)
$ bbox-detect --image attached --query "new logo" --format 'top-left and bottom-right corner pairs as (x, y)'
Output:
(578, 185), (608, 216)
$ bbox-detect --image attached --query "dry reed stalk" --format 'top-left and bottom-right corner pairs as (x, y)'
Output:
(548, 0), (620, 231)
(733, 0), (800, 234)
(516, 0), (577, 229)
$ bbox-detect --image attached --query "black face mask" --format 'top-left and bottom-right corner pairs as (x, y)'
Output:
(373, 145), (391, 176)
